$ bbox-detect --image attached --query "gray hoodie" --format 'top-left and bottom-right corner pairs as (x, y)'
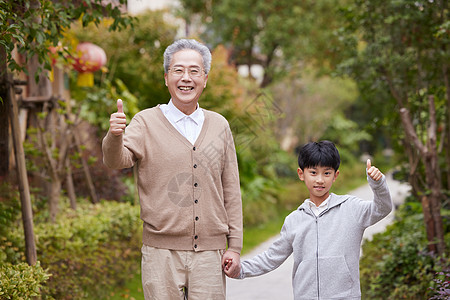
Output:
(238, 175), (392, 300)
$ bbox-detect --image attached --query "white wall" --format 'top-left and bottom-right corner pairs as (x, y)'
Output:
(127, 0), (178, 15)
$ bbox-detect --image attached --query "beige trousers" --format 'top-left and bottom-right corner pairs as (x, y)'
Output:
(141, 245), (226, 300)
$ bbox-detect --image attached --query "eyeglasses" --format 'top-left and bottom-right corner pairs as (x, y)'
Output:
(169, 66), (205, 77)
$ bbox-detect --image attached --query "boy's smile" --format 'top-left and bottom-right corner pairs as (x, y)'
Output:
(297, 166), (339, 206)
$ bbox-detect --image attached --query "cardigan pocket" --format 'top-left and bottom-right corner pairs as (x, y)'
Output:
(318, 256), (354, 298)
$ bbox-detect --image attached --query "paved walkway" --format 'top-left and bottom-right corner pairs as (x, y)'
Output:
(226, 172), (410, 300)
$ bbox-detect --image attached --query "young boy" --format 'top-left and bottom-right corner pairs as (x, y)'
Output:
(224, 140), (392, 300)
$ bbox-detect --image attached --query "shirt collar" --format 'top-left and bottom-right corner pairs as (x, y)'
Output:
(306, 195), (331, 208)
(167, 99), (203, 125)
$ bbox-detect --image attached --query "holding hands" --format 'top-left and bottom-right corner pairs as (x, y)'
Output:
(110, 99), (127, 136)
(367, 159), (383, 181)
(222, 250), (241, 278)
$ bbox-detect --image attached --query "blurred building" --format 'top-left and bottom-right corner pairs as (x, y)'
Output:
(127, 0), (202, 39)
(127, 0), (178, 15)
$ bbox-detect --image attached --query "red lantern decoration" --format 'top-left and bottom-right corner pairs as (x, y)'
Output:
(73, 42), (107, 87)
(48, 45), (60, 66)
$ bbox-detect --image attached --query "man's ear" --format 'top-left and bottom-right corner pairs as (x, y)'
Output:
(164, 73), (168, 86)
(203, 74), (208, 88)
(297, 168), (305, 181)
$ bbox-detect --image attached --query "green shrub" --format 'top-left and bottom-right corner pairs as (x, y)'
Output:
(0, 262), (50, 300)
(37, 201), (142, 299)
(429, 270), (450, 300)
(1, 198), (142, 300)
(237, 147), (284, 227)
(360, 201), (449, 299)
(241, 175), (280, 226)
(0, 185), (25, 265)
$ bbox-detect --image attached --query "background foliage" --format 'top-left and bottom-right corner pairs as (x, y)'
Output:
(360, 198), (450, 299)
(0, 185), (142, 299)
(176, 0), (353, 86)
(70, 10), (176, 112)
(0, 0), (133, 76)
(338, 0), (449, 192)
(1, 0), (449, 298)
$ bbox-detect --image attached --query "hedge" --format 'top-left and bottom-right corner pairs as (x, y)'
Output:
(360, 200), (450, 299)
(0, 198), (142, 300)
(0, 262), (50, 299)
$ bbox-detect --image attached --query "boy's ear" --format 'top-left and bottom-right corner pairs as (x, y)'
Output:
(333, 170), (340, 182)
(297, 168), (305, 181)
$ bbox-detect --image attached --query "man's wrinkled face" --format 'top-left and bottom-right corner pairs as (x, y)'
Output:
(165, 49), (208, 114)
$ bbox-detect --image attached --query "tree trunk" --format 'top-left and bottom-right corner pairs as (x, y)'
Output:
(65, 157), (77, 210)
(440, 0), (450, 192)
(443, 63), (450, 191)
(36, 105), (63, 222)
(401, 139), (422, 198)
(399, 96), (445, 255)
(420, 195), (436, 253)
(48, 177), (61, 223)
(7, 74), (37, 265)
(74, 132), (98, 203)
(424, 152), (445, 254)
(424, 96), (445, 255)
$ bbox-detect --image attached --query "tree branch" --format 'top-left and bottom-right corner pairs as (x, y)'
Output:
(427, 95), (437, 149)
(399, 107), (427, 155)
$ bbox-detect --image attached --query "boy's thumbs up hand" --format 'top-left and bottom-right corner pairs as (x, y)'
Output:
(366, 159), (383, 181)
(110, 99), (127, 136)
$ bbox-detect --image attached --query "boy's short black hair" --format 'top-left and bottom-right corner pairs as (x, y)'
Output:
(297, 140), (340, 171)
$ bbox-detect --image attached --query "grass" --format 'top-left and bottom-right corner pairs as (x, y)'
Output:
(105, 267), (144, 300)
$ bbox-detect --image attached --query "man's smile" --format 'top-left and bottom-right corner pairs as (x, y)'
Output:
(178, 86), (194, 91)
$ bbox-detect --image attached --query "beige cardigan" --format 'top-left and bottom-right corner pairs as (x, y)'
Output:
(102, 105), (243, 254)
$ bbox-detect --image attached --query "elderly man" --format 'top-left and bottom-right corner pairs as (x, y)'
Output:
(102, 39), (243, 299)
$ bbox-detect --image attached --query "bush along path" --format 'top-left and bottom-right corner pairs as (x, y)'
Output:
(226, 171), (410, 300)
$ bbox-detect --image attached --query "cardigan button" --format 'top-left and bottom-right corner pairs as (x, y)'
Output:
(194, 244), (198, 248)
(194, 164), (197, 168)
(194, 199), (198, 204)
(194, 183), (198, 187)
(194, 235), (198, 239)
(193, 147), (196, 151)
(195, 216), (199, 221)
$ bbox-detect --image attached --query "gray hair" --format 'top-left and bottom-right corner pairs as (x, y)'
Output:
(163, 39), (212, 74)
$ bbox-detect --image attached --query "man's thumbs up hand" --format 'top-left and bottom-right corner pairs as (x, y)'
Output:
(366, 159), (383, 181)
(110, 99), (127, 136)
(117, 99), (124, 113)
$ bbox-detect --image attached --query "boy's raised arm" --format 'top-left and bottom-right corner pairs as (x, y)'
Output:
(357, 158), (392, 227)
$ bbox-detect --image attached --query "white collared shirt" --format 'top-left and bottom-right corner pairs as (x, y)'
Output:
(160, 100), (205, 145)
(305, 195), (331, 217)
